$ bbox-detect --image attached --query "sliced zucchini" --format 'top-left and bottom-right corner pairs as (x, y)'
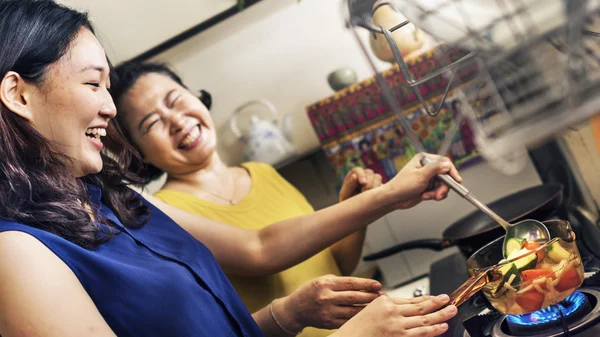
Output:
(490, 253), (537, 296)
(491, 264), (521, 295)
(514, 253), (538, 271)
(505, 238), (524, 258)
(547, 241), (571, 263)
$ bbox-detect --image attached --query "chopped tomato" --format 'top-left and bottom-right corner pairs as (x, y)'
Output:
(555, 266), (581, 292)
(521, 268), (554, 283)
(522, 241), (541, 250)
(522, 241), (545, 263)
(516, 289), (545, 312)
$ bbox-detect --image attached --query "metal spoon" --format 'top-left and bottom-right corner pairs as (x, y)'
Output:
(420, 156), (551, 257)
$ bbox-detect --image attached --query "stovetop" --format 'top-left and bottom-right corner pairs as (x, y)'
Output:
(428, 217), (600, 337)
(460, 287), (600, 337)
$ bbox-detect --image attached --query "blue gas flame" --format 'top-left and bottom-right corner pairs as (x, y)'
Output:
(506, 291), (587, 326)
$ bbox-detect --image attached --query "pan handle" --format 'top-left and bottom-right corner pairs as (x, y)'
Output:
(447, 267), (493, 308)
(363, 239), (454, 261)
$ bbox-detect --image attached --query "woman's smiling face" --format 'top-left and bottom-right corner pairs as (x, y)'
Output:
(17, 28), (115, 177)
(118, 72), (217, 175)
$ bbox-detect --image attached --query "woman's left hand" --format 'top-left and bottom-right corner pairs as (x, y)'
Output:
(339, 167), (383, 202)
(273, 275), (383, 332)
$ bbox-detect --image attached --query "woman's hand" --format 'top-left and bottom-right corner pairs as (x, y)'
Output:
(273, 275), (383, 332)
(332, 294), (457, 337)
(383, 153), (462, 210)
(334, 167), (381, 275)
(338, 167), (383, 202)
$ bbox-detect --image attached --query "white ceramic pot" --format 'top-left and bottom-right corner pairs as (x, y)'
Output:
(369, 0), (426, 63)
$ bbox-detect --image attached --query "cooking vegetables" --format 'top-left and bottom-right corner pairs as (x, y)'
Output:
(516, 289), (545, 312)
(548, 241), (572, 263)
(522, 240), (545, 263)
(505, 237), (524, 257)
(555, 266), (581, 292)
(492, 264), (520, 295)
(521, 268), (554, 282)
(483, 238), (584, 315)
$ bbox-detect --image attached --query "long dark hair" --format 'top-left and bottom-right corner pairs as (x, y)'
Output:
(109, 61), (212, 184)
(0, 0), (150, 249)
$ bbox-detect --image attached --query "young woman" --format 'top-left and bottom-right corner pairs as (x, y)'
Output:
(0, 1), (458, 336)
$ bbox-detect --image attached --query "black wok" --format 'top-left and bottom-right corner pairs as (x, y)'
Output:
(364, 183), (563, 261)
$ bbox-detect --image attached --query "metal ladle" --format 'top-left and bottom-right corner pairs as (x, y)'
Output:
(420, 156), (551, 257)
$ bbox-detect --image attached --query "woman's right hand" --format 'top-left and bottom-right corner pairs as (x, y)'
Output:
(382, 153), (462, 210)
(273, 274), (383, 332)
(332, 294), (457, 337)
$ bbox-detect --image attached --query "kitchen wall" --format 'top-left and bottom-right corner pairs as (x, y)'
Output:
(149, 0), (391, 165)
(147, 0), (543, 288)
(57, 0), (237, 64)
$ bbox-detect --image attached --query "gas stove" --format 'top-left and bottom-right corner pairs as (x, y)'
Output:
(428, 215), (600, 337)
(460, 287), (600, 337)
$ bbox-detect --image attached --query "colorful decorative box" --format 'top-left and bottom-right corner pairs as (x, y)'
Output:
(306, 47), (482, 188)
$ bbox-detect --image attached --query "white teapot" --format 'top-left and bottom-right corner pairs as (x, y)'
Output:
(230, 99), (296, 165)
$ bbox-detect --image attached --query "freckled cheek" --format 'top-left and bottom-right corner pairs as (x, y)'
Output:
(48, 93), (90, 125)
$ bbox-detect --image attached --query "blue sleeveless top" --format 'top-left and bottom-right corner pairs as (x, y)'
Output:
(0, 184), (265, 337)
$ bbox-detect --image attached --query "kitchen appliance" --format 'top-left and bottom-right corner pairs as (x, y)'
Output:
(410, 129), (600, 336)
(451, 220), (583, 314)
(424, 210), (600, 337)
(230, 99), (296, 166)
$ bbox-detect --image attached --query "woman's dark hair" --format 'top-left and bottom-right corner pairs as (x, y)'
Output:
(0, 0), (150, 249)
(109, 61), (212, 183)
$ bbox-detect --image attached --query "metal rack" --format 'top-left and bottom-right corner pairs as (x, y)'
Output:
(343, 0), (600, 174)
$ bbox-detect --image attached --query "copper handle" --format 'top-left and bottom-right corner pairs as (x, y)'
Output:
(447, 267), (493, 307)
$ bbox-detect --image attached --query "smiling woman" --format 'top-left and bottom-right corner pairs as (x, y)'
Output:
(0, 1), (459, 337)
(0, 0), (146, 249)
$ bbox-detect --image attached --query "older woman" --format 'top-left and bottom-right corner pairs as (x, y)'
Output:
(109, 62), (390, 337)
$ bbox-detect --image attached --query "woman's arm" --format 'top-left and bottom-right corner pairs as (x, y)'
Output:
(147, 184), (391, 276)
(331, 167), (382, 275)
(252, 275), (382, 336)
(0, 231), (117, 337)
(147, 154), (461, 276)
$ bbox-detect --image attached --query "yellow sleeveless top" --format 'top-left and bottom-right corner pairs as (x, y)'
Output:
(154, 162), (341, 337)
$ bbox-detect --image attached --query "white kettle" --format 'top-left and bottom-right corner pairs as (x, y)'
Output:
(230, 99), (296, 165)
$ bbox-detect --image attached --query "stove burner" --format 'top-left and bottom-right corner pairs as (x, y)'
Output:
(504, 291), (592, 336)
(507, 291), (589, 327)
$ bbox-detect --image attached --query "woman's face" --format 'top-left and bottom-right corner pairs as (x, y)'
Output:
(26, 29), (115, 177)
(118, 73), (217, 175)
